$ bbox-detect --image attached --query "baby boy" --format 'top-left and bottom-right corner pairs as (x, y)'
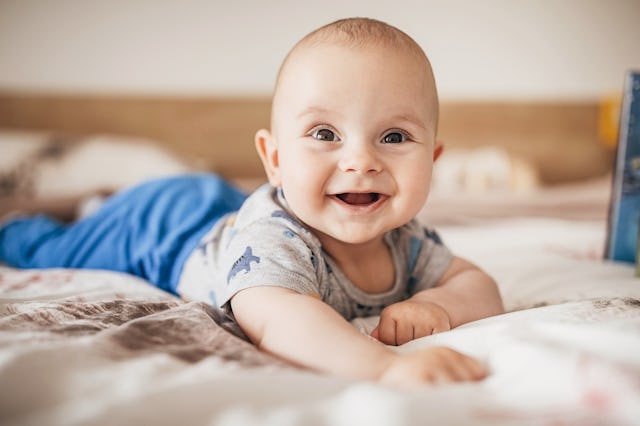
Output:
(223, 17), (504, 384)
(0, 18), (504, 386)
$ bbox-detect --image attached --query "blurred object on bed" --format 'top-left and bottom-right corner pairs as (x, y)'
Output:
(432, 146), (540, 195)
(0, 130), (194, 199)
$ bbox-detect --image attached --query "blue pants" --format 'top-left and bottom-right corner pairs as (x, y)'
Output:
(0, 174), (247, 293)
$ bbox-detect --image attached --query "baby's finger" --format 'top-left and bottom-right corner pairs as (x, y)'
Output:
(452, 352), (488, 381)
(462, 356), (488, 380)
(370, 326), (380, 340)
(432, 324), (451, 334)
(413, 322), (434, 340)
(436, 366), (472, 383)
(377, 317), (398, 345)
(395, 321), (414, 346)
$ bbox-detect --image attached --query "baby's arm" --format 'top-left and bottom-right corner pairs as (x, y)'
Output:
(372, 257), (504, 345)
(231, 286), (487, 384)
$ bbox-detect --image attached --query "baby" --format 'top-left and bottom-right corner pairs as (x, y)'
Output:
(0, 18), (504, 385)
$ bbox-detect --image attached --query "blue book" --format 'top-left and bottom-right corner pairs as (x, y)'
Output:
(606, 71), (640, 263)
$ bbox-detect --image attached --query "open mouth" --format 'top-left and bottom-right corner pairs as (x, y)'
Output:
(335, 192), (382, 206)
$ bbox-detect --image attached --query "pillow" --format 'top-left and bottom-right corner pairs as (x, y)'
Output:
(0, 130), (194, 199)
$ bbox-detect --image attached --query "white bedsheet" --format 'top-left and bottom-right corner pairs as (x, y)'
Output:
(2, 218), (640, 425)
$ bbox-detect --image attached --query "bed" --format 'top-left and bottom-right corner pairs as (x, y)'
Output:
(1, 96), (639, 425)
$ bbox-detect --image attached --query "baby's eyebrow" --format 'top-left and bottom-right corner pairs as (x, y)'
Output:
(297, 106), (336, 119)
(296, 107), (428, 131)
(388, 114), (427, 131)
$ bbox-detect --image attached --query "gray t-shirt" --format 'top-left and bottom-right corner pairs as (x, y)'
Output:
(177, 184), (453, 320)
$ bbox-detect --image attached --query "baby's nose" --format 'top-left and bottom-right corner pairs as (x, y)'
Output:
(337, 142), (383, 174)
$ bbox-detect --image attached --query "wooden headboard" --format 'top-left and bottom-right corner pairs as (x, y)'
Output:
(0, 93), (613, 184)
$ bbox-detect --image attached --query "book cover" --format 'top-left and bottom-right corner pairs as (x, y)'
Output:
(606, 71), (640, 263)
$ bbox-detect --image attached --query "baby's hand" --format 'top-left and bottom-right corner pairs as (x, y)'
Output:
(371, 300), (451, 345)
(380, 346), (487, 386)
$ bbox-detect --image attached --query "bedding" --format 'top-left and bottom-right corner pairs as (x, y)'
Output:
(2, 217), (640, 425)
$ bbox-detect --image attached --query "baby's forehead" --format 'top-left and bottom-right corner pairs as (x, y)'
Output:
(271, 40), (438, 134)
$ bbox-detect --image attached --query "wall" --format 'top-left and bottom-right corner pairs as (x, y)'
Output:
(1, 0), (639, 100)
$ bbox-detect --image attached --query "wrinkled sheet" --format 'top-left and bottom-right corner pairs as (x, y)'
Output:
(2, 218), (640, 426)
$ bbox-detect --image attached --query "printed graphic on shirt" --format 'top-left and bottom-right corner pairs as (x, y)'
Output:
(227, 246), (260, 284)
(324, 259), (333, 274)
(407, 276), (418, 294)
(355, 302), (386, 317)
(424, 228), (443, 245)
(408, 236), (423, 273)
(408, 231), (436, 294)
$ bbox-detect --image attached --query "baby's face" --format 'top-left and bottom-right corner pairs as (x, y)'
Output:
(262, 42), (438, 249)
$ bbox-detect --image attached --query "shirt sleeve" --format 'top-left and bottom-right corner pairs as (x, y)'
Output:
(403, 221), (453, 295)
(217, 219), (320, 308)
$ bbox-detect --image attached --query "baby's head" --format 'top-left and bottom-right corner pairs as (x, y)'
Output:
(256, 18), (441, 248)
(271, 18), (439, 132)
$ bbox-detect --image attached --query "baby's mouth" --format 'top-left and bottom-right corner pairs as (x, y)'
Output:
(335, 192), (381, 206)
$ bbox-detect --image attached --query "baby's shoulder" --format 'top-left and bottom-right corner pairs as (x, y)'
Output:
(234, 185), (315, 239)
(218, 185), (320, 260)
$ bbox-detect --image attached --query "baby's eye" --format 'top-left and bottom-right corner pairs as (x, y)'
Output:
(312, 128), (340, 142)
(382, 132), (406, 144)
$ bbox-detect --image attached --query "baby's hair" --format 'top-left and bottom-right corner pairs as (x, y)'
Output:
(296, 17), (427, 61)
(276, 17), (432, 86)
(273, 17), (439, 130)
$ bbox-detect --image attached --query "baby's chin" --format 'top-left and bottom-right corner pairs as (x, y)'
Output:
(310, 222), (394, 248)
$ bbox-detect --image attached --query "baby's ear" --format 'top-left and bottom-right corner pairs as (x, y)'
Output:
(255, 129), (282, 186)
(433, 140), (444, 162)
